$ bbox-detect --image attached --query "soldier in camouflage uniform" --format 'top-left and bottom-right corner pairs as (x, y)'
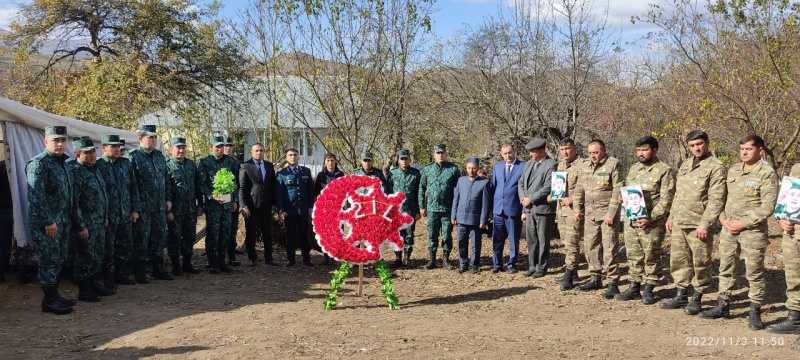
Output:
(96, 134), (141, 288)
(387, 149), (421, 268)
(352, 151), (389, 190)
(223, 136), (243, 267)
(766, 163), (800, 335)
(419, 144), (460, 270)
(661, 130), (726, 315)
(126, 124), (174, 282)
(166, 136), (201, 276)
(551, 138), (586, 290)
(616, 136), (675, 305)
(26, 126), (76, 314)
(700, 135), (778, 331)
(573, 139), (623, 298)
(198, 135), (240, 273)
(70, 138), (114, 302)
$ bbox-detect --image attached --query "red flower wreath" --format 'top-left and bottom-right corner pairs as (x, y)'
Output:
(313, 175), (414, 265)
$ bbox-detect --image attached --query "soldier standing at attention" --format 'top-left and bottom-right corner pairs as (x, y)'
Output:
(699, 135), (778, 331)
(26, 126), (77, 314)
(166, 136), (201, 276)
(127, 124), (174, 282)
(223, 136), (243, 267)
(275, 148), (314, 266)
(766, 160), (800, 336)
(551, 138), (586, 290)
(387, 149), (421, 268)
(616, 136), (675, 305)
(661, 130), (726, 315)
(419, 144), (460, 270)
(70, 138), (114, 302)
(352, 151), (389, 190)
(198, 135), (239, 274)
(574, 139), (622, 298)
(96, 135), (140, 288)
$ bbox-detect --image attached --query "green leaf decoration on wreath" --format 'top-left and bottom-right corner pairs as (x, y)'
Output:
(322, 260), (400, 310)
(324, 262), (351, 310)
(212, 168), (236, 195)
(375, 260), (400, 310)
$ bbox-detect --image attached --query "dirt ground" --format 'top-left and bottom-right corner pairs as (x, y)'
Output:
(0, 220), (798, 359)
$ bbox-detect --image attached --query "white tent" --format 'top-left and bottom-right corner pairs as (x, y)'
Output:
(0, 97), (151, 247)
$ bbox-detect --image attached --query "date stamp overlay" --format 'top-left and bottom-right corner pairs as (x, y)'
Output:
(685, 336), (787, 347)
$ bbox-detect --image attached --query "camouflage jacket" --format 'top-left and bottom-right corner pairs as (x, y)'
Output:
(624, 159), (676, 222)
(418, 161), (460, 213)
(97, 156), (141, 222)
(668, 155), (727, 230)
(556, 157), (586, 217)
(126, 147), (171, 213)
(167, 157), (200, 216)
(197, 154), (240, 209)
(352, 167), (389, 190)
(573, 155), (622, 222)
(388, 166), (421, 216)
(720, 161), (778, 229)
(71, 161), (109, 229)
(26, 151), (79, 226)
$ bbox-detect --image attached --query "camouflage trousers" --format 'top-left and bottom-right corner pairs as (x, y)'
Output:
(168, 213), (197, 258)
(624, 219), (666, 285)
(102, 219), (118, 274)
(111, 217), (134, 263)
(132, 211), (167, 263)
(73, 222), (106, 281)
(400, 220), (417, 254)
(205, 203), (232, 256)
(584, 218), (619, 281)
(426, 211), (453, 254)
(31, 222), (69, 289)
(559, 210), (583, 271)
(783, 231), (800, 311)
(718, 227), (768, 304)
(228, 211), (241, 257)
(669, 227), (713, 293)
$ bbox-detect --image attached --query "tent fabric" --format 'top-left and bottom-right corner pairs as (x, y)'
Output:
(0, 96), (154, 247)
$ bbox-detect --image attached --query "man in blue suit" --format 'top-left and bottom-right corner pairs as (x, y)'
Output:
(490, 144), (525, 273)
(275, 148), (314, 267)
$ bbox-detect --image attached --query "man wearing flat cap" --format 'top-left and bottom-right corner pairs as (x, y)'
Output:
(166, 136), (202, 276)
(222, 136), (243, 267)
(126, 124), (174, 282)
(518, 138), (557, 278)
(352, 151), (389, 190)
(419, 144), (460, 270)
(451, 157), (491, 273)
(387, 149), (421, 268)
(198, 135), (240, 273)
(96, 135), (141, 288)
(26, 125), (78, 314)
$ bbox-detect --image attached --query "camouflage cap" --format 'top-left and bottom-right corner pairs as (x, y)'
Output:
(466, 156), (479, 164)
(222, 135), (233, 145)
(73, 138), (96, 152)
(137, 124), (157, 136)
(397, 149), (411, 159)
(433, 144), (446, 153)
(171, 136), (187, 147)
(361, 151), (374, 160)
(101, 134), (122, 145)
(45, 126), (68, 139)
(210, 135), (225, 147)
(524, 138), (546, 150)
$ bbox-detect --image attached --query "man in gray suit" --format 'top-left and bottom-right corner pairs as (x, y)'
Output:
(518, 138), (558, 278)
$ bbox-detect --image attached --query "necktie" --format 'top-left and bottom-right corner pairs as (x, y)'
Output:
(506, 164), (512, 174)
(257, 161), (265, 180)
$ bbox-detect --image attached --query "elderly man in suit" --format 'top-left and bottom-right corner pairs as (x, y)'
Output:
(518, 138), (558, 278)
(490, 144), (525, 273)
(239, 143), (278, 267)
(452, 157), (492, 273)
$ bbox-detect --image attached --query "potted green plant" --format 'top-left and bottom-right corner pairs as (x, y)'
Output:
(213, 168), (235, 203)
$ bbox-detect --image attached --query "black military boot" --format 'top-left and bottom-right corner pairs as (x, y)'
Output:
(766, 310), (800, 334)
(684, 291), (703, 315)
(553, 271), (579, 284)
(152, 259), (175, 280)
(441, 252), (453, 270)
(114, 261), (136, 285)
(218, 254), (232, 273)
(208, 254), (220, 274)
(92, 275), (116, 296)
(403, 249), (412, 268)
(698, 298), (730, 319)
(182, 255), (200, 274)
(170, 255), (182, 276)
(423, 251), (437, 270)
(603, 282), (620, 299)
(41, 287), (73, 315)
(615, 282), (641, 301)
(134, 262), (150, 284)
(748, 303), (764, 330)
(54, 284), (76, 307)
(103, 267), (117, 292)
(78, 280), (101, 302)
(389, 251), (404, 269)
(660, 287), (689, 309)
(560, 268), (575, 291)
(578, 275), (603, 291)
(641, 284), (657, 305)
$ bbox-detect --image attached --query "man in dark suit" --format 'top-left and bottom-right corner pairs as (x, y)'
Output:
(490, 144), (525, 273)
(275, 148), (314, 266)
(239, 143), (278, 267)
(518, 138), (558, 278)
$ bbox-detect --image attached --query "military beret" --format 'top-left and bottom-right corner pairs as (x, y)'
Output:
(554, 173), (566, 181)
(524, 138), (546, 150)
(433, 144), (446, 153)
(73, 138), (96, 152)
(361, 151), (374, 160)
(101, 135), (122, 145)
(171, 136), (187, 147)
(137, 124), (157, 136)
(466, 156), (479, 164)
(45, 126), (68, 139)
(626, 188), (644, 196)
(790, 179), (800, 190)
(210, 135), (225, 147)
(397, 149), (411, 159)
